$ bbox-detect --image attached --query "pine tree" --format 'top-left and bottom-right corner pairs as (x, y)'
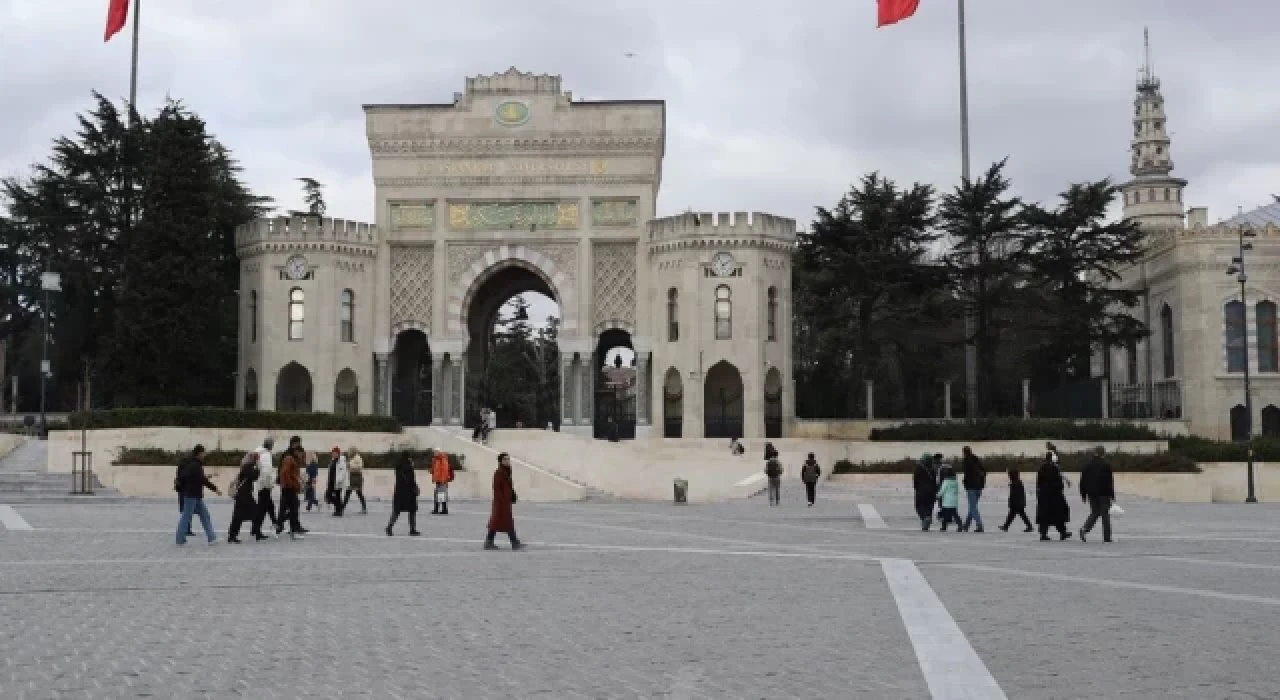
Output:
(296, 178), (326, 217)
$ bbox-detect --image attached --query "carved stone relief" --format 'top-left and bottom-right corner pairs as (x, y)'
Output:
(592, 242), (637, 328)
(389, 202), (435, 230)
(390, 245), (434, 329)
(591, 199), (638, 227)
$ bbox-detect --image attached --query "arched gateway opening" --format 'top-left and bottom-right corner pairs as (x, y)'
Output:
(704, 361), (744, 439)
(464, 264), (561, 430)
(392, 330), (432, 426)
(594, 329), (636, 440)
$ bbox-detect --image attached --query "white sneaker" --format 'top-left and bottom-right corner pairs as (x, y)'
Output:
(290, 533), (305, 540)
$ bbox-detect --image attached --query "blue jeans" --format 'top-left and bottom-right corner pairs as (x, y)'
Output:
(177, 496), (216, 544)
(964, 489), (984, 529)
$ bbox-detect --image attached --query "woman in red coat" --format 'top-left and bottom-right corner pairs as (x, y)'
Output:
(485, 453), (524, 550)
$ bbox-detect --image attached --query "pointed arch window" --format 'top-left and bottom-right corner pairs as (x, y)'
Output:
(667, 288), (679, 342)
(1258, 301), (1278, 373)
(1161, 304), (1175, 378)
(766, 287), (778, 342)
(340, 289), (355, 343)
(249, 290), (258, 343)
(1225, 300), (1246, 373)
(714, 285), (732, 340)
(289, 288), (305, 341)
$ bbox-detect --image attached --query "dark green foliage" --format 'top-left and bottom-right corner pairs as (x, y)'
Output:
(68, 407), (400, 432)
(473, 296), (561, 428)
(868, 419), (1162, 441)
(1167, 436), (1280, 462)
(114, 447), (462, 471)
(834, 451), (1199, 474)
(296, 178), (326, 217)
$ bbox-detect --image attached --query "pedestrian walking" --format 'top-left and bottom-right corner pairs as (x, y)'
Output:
(329, 447), (350, 517)
(385, 452), (420, 536)
(1079, 446), (1116, 543)
(800, 453), (821, 506)
(175, 445), (221, 545)
(913, 453), (937, 531)
(304, 452), (320, 511)
(226, 451), (261, 543)
(936, 464), (962, 531)
(1036, 451), (1073, 541)
(765, 457), (783, 506)
(431, 450), (454, 515)
(960, 446), (986, 533)
(251, 437), (280, 540)
(485, 452), (524, 550)
(276, 446), (306, 539)
(997, 468), (1033, 532)
(175, 459), (194, 537)
(343, 447), (367, 514)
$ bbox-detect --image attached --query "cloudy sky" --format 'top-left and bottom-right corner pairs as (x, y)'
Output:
(4, 0), (1277, 231)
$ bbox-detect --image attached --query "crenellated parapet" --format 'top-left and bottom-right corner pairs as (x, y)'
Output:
(452, 67), (573, 109)
(235, 216), (378, 258)
(648, 211), (797, 253)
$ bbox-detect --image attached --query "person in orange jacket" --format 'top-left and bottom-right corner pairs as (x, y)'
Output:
(430, 451), (455, 515)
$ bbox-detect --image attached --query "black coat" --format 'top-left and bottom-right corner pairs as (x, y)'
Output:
(764, 444), (779, 461)
(1079, 458), (1115, 502)
(1035, 462), (1070, 526)
(232, 463), (259, 514)
(392, 459), (419, 513)
(1007, 478), (1026, 510)
(912, 463), (938, 517)
(962, 453), (986, 490)
(176, 457), (216, 499)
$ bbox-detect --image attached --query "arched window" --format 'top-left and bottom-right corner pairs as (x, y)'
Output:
(1225, 301), (1246, 373)
(667, 288), (679, 342)
(714, 285), (732, 340)
(766, 287), (778, 342)
(1258, 301), (1278, 373)
(340, 289), (354, 343)
(249, 290), (258, 343)
(289, 288), (305, 341)
(1161, 304), (1175, 378)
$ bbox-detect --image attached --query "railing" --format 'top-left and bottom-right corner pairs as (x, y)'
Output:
(1108, 380), (1182, 419)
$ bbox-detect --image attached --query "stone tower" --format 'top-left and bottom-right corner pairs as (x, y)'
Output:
(1121, 28), (1187, 232)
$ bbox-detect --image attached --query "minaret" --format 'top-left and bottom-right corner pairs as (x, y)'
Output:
(1121, 28), (1187, 232)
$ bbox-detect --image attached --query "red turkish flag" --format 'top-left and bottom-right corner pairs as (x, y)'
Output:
(877, 0), (920, 27)
(105, 0), (130, 42)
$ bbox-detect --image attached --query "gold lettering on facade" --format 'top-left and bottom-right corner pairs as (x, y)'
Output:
(448, 202), (581, 230)
(418, 160), (609, 176)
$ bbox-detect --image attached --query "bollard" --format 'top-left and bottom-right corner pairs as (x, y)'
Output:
(673, 478), (688, 504)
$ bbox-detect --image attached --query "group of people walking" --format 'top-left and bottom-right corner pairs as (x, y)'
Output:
(912, 443), (1117, 542)
(172, 436), (524, 550)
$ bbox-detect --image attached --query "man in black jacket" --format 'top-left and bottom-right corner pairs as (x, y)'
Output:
(960, 446), (986, 533)
(175, 445), (221, 545)
(1079, 446), (1115, 543)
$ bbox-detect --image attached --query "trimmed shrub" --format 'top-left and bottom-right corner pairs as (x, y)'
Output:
(115, 448), (463, 471)
(868, 419), (1161, 442)
(1168, 436), (1280, 463)
(69, 408), (401, 433)
(832, 451), (1199, 474)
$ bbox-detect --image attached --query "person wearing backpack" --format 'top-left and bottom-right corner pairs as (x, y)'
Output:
(960, 446), (987, 533)
(431, 451), (455, 515)
(800, 453), (821, 507)
(764, 457), (783, 506)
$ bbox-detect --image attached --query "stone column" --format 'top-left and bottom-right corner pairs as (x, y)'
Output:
(430, 353), (445, 425)
(944, 381), (953, 420)
(579, 354), (594, 426)
(373, 353), (390, 416)
(1022, 378), (1031, 418)
(1100, 381), (1110, 419)
(452, 362), (465, 425)
(865, 380), (874, 421)
(636, 352), (651, 425)
(560, 356), (575, 426)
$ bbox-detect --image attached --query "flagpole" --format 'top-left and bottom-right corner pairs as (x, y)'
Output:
(128, 0), (141, 112)
(958, 0), (978, 417)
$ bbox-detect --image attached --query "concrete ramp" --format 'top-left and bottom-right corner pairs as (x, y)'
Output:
(426, 428), (586, 503)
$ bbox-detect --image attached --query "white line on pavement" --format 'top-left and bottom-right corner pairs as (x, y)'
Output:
(858, 503), (888, 529)
(733, 473), (766, 487)
(937, 562), (1280, 607)
(0, 505), (32, 531)
(881, 558), (1008, 700)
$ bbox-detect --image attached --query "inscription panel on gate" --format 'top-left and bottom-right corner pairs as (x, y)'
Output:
(447, 201), (580, 231)
(388, 201), (435, 230)
(591, 199), (639, 227)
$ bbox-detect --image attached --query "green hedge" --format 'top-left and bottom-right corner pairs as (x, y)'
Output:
(1167, 436), (1280, 462)
(69, 408), (401, 433)
(868, 419), (1161, 442)
(115, 448), (463, 471)
(832, 451), (1199, 474)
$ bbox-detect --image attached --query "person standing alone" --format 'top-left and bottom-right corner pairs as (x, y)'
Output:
(1079, 447), (1115, 543)
(765, 456), (783, 506)
(175, 445), (221, 545)
(800, 453), (821, 507)
(960, 446), (986, 533)
(431, 450), (454, 515)
(386, 452), (420, 536)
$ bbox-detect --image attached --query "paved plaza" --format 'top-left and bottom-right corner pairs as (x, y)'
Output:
(2, 477), (1280, 699)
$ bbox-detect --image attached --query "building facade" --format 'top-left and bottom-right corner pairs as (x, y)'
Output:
(235, 68), (797, 439)
(1099, 33), (1280, 440)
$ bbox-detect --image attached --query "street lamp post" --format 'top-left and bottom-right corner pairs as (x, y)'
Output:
(1226, 224), (1258, 503)
(38, 271), (61, 439)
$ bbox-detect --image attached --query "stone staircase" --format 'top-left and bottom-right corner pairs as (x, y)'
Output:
(0, 439), (129, 504)
(438, 427), (616, 501)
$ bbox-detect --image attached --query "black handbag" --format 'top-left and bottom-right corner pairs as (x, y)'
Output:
(511, 490), (518, 504)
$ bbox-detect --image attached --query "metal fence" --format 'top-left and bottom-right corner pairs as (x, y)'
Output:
(1108, 380), (1182, 420)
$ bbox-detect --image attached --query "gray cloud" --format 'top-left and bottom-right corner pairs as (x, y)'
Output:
(3, 0), (1277, 233)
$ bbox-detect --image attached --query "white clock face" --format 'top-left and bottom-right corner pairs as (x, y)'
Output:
(285, 255), (308, 280)
(711, 252), (735, 277)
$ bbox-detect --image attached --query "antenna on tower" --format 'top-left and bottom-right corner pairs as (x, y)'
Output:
(1139, 27), (1159, 89)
